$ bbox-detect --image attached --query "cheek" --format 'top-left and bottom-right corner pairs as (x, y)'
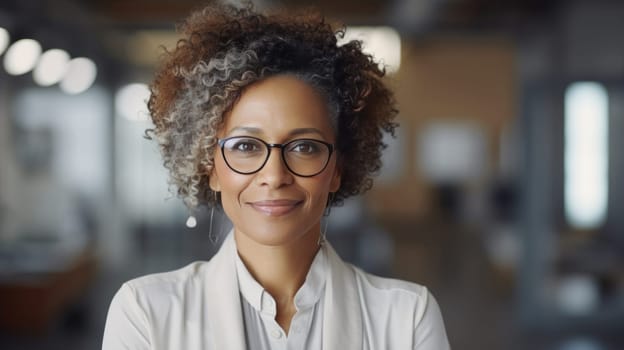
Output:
(304, 172), (336, 207)
(214, 158), (250, 204)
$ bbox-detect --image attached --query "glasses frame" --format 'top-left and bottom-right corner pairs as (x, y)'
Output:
(217, 136), (335, 177)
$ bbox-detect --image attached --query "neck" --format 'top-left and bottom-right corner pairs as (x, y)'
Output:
(234, 226), (321, 303)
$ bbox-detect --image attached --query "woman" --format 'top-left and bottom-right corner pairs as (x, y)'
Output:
(103, 3), (450, 349)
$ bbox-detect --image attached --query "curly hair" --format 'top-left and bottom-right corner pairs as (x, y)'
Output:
(147, 2), (398, 210)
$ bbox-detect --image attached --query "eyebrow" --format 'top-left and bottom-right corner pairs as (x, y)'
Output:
(227, 126), (263, 135)
(227, 126), (326, 138)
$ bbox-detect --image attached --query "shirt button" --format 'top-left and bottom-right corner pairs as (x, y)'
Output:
(270, 329), (282, 339)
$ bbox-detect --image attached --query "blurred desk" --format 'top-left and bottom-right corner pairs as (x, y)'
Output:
(0, 244), (96, 334)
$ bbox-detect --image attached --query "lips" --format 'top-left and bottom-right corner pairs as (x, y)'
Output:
(248, 199), (303, 216)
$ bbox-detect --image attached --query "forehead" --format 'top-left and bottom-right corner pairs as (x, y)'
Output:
(222, 75), (335, 139)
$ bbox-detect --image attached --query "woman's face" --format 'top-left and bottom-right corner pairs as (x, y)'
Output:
(209, 74), (341, 247)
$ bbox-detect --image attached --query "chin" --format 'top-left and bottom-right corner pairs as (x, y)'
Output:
(236, 223), (316, 247)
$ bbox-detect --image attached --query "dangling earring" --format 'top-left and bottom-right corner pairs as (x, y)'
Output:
(186, 214), (197, 228)
(319, 192), (334, 246)
(209, 191), (219, 244)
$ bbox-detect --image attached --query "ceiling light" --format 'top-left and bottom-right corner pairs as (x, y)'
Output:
(0, 27), (9, 55)
(115, 83), (151, 121)
(3, 38), (42, 75)
(33, 48), (70, 86)
(565, 82), (609, 229)
(60, 57), (97, 94)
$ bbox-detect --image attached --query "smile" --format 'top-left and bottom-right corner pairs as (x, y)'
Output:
(248, 199), (303, 216)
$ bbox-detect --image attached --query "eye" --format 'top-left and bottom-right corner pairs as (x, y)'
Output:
(288, 140), (322, 154)
(225, 138), (264, 154)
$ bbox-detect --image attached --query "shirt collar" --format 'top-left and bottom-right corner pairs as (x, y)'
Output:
(234, 244), (327, 316)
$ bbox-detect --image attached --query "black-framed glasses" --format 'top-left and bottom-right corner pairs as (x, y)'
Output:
(217, 136), (334, 177)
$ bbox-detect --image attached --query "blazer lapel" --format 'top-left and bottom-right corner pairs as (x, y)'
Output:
(200, 234), (363, 349)
(322, 243), (363, 349)
(201, 232), (247, 350)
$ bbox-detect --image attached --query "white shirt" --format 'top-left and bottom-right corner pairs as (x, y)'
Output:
(235, 244), (326, 349)
(102, 232), (451, 349)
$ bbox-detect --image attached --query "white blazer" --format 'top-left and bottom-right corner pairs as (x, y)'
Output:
(102, 233), (450, 349)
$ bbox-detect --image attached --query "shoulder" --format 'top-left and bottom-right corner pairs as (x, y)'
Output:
(325, 243), (445, 330)
(352, 265), (429, 305)
(103, 262), (212, 350)
(108, 234), (236, 322)
(351, 266), (450, 348)
(125, 261), (206, 292)
(119, 261), (210, 310)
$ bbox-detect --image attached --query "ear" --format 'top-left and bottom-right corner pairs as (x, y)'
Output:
(208, 169), (221, 192)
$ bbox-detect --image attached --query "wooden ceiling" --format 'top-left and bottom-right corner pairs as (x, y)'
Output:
(79, 0), (560, 29)
(83, 0), (391, 25)
(0, 0), (564, 74)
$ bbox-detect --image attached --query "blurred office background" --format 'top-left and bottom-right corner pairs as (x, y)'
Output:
(1, 0), (623, 349)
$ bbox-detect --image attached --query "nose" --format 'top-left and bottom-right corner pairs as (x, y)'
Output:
(255, 147), (293, 188)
